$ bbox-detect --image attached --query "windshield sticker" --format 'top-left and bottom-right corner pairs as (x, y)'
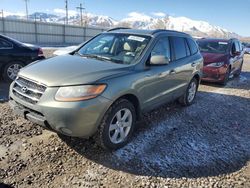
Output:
(128, 36), (145, 42)
(218, 42), (228, 45)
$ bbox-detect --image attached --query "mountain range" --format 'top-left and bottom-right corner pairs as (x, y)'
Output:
(3, 11), (240, 38)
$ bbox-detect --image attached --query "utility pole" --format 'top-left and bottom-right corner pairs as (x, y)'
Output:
(76, 3), (85, 26)
(0, 10), (4, 19)
(24, 0), (29, 20)
(65, 0), (68, 24)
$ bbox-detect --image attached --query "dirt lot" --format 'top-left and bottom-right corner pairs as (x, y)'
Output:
(0, 51), (250, 188)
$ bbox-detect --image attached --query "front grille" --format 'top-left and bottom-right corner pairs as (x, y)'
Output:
(12, 77), (47, 104)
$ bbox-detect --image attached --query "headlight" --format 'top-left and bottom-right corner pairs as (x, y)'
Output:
(55, 84), (106, 102)
(206, 62), (224, 67)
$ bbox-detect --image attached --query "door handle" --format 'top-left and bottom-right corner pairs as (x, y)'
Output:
(191, 63), (197, 67)
(169, 70), (176, 74)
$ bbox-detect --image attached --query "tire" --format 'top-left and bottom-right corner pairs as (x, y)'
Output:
(179, 77), (198, 106)
(234, 62), (243, 77)
(220, 66), (231, 86)
(3, 62), (24, 82)
(95, 99), (136, 150)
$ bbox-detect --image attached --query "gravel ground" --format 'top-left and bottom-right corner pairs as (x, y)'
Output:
(0, 50), (250, 188)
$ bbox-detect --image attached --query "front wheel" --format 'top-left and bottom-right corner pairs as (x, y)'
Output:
(221, 66), (231, 86)
(95, 99), (136, 150)
(179, 78), (198, 106)
(3, 62), (24, 82)
(234, 62), (243, 77)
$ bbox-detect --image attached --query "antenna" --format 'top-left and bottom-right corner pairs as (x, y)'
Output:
(76, 3), (85, 26)
(24, 0), (29, 20)
(65, 0), (68, 24)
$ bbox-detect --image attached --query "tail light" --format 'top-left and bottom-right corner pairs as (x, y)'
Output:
(38, 48), (44, 57)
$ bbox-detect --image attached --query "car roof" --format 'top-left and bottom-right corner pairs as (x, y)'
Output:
(107, 28), (191, 38)
(197, 38), (238, 43)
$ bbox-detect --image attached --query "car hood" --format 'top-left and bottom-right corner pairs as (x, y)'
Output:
(19, 55), (132, 87)
(201, 52), (228, 66)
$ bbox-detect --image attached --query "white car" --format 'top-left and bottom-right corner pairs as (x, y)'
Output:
(53, 45), (79, 56)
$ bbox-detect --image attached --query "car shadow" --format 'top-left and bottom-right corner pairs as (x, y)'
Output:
(59, 91), (250, 179)
(201, 71), (250, 91)
(0, 81), (10, 103)
(0, 183), (15, 188)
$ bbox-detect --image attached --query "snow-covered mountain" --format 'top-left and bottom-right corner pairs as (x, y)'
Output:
(3, 11), (240, 38)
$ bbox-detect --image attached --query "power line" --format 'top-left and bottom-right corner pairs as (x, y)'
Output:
(76, 3), (85, 26)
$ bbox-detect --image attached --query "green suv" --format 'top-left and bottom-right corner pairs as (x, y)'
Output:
(9, 28), (203, 150)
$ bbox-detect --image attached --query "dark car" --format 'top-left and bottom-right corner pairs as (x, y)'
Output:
(0, 35), (45, 82)
(197, 38), (244, 85)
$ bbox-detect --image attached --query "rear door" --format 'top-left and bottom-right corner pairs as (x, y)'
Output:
(168, 36), (195, 99)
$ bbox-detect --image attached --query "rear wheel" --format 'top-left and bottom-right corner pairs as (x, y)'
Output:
(179, 77), (198, 106)
(95, 99), (136, 150)
(3, 62), (24, 82)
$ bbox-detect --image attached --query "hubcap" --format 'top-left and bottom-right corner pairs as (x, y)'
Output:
(187, 81), (197, 103)
(7, 64), (23, 80)
(109, 108), (133, 144)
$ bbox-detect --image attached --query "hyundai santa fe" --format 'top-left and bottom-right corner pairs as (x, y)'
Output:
(9, 28), (203, 150)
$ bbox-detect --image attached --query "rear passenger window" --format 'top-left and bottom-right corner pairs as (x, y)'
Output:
(187, 38), (198, 55)
(151, 37), (171, 60)
(235, 42), (240, 52)
(237, 41), (243, 51)
(171, 37), (187, 60)
(185, 39), (191, 56)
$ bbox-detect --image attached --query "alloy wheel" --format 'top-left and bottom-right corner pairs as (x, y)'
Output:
(187, 81), (197, 103)
(7, 64), (23, 80)
(109, 108), (133, 144)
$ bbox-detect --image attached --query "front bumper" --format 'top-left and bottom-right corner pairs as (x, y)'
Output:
(201, 65), (228, 83)
(9, 83), (113, 138)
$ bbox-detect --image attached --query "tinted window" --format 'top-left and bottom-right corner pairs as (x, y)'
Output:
(151, 37), (171, 60)
(0, 39), (12, 48)
(198, 40), (229, 54)
(237, 41), (243, 51)
(185, 39), (191, 56)
(235, 42), (240, 52)
(187, 38), (198, 54)
(171, 37), (187, 60)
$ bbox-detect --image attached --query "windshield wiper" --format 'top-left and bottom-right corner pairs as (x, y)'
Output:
(80, 54), (112, 61)
(75, 52), (124, 64)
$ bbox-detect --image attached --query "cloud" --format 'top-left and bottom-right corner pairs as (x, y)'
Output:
(151, 12), (166, 17)
(2, 11), (25, 17)
(53, 8), (78, 17)
(125, 12), (152, 21)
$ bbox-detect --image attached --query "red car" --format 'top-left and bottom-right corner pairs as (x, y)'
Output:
(197, 38), (244, 85)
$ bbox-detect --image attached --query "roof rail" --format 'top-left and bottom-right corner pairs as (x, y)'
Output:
(151, 29), (186, 35)
(107, 27), (131, 32)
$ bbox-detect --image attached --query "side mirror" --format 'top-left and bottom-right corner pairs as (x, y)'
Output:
(150, 55), (169, 65)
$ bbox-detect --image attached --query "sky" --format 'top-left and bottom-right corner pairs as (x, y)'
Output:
(0, 0), (250, 36)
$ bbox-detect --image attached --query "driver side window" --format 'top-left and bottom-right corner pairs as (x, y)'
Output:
(151, 37), (171, 60)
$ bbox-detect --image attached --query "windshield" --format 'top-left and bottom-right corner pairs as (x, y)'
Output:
(77, 33), (151, 64)
(197, 40), (229, 54)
